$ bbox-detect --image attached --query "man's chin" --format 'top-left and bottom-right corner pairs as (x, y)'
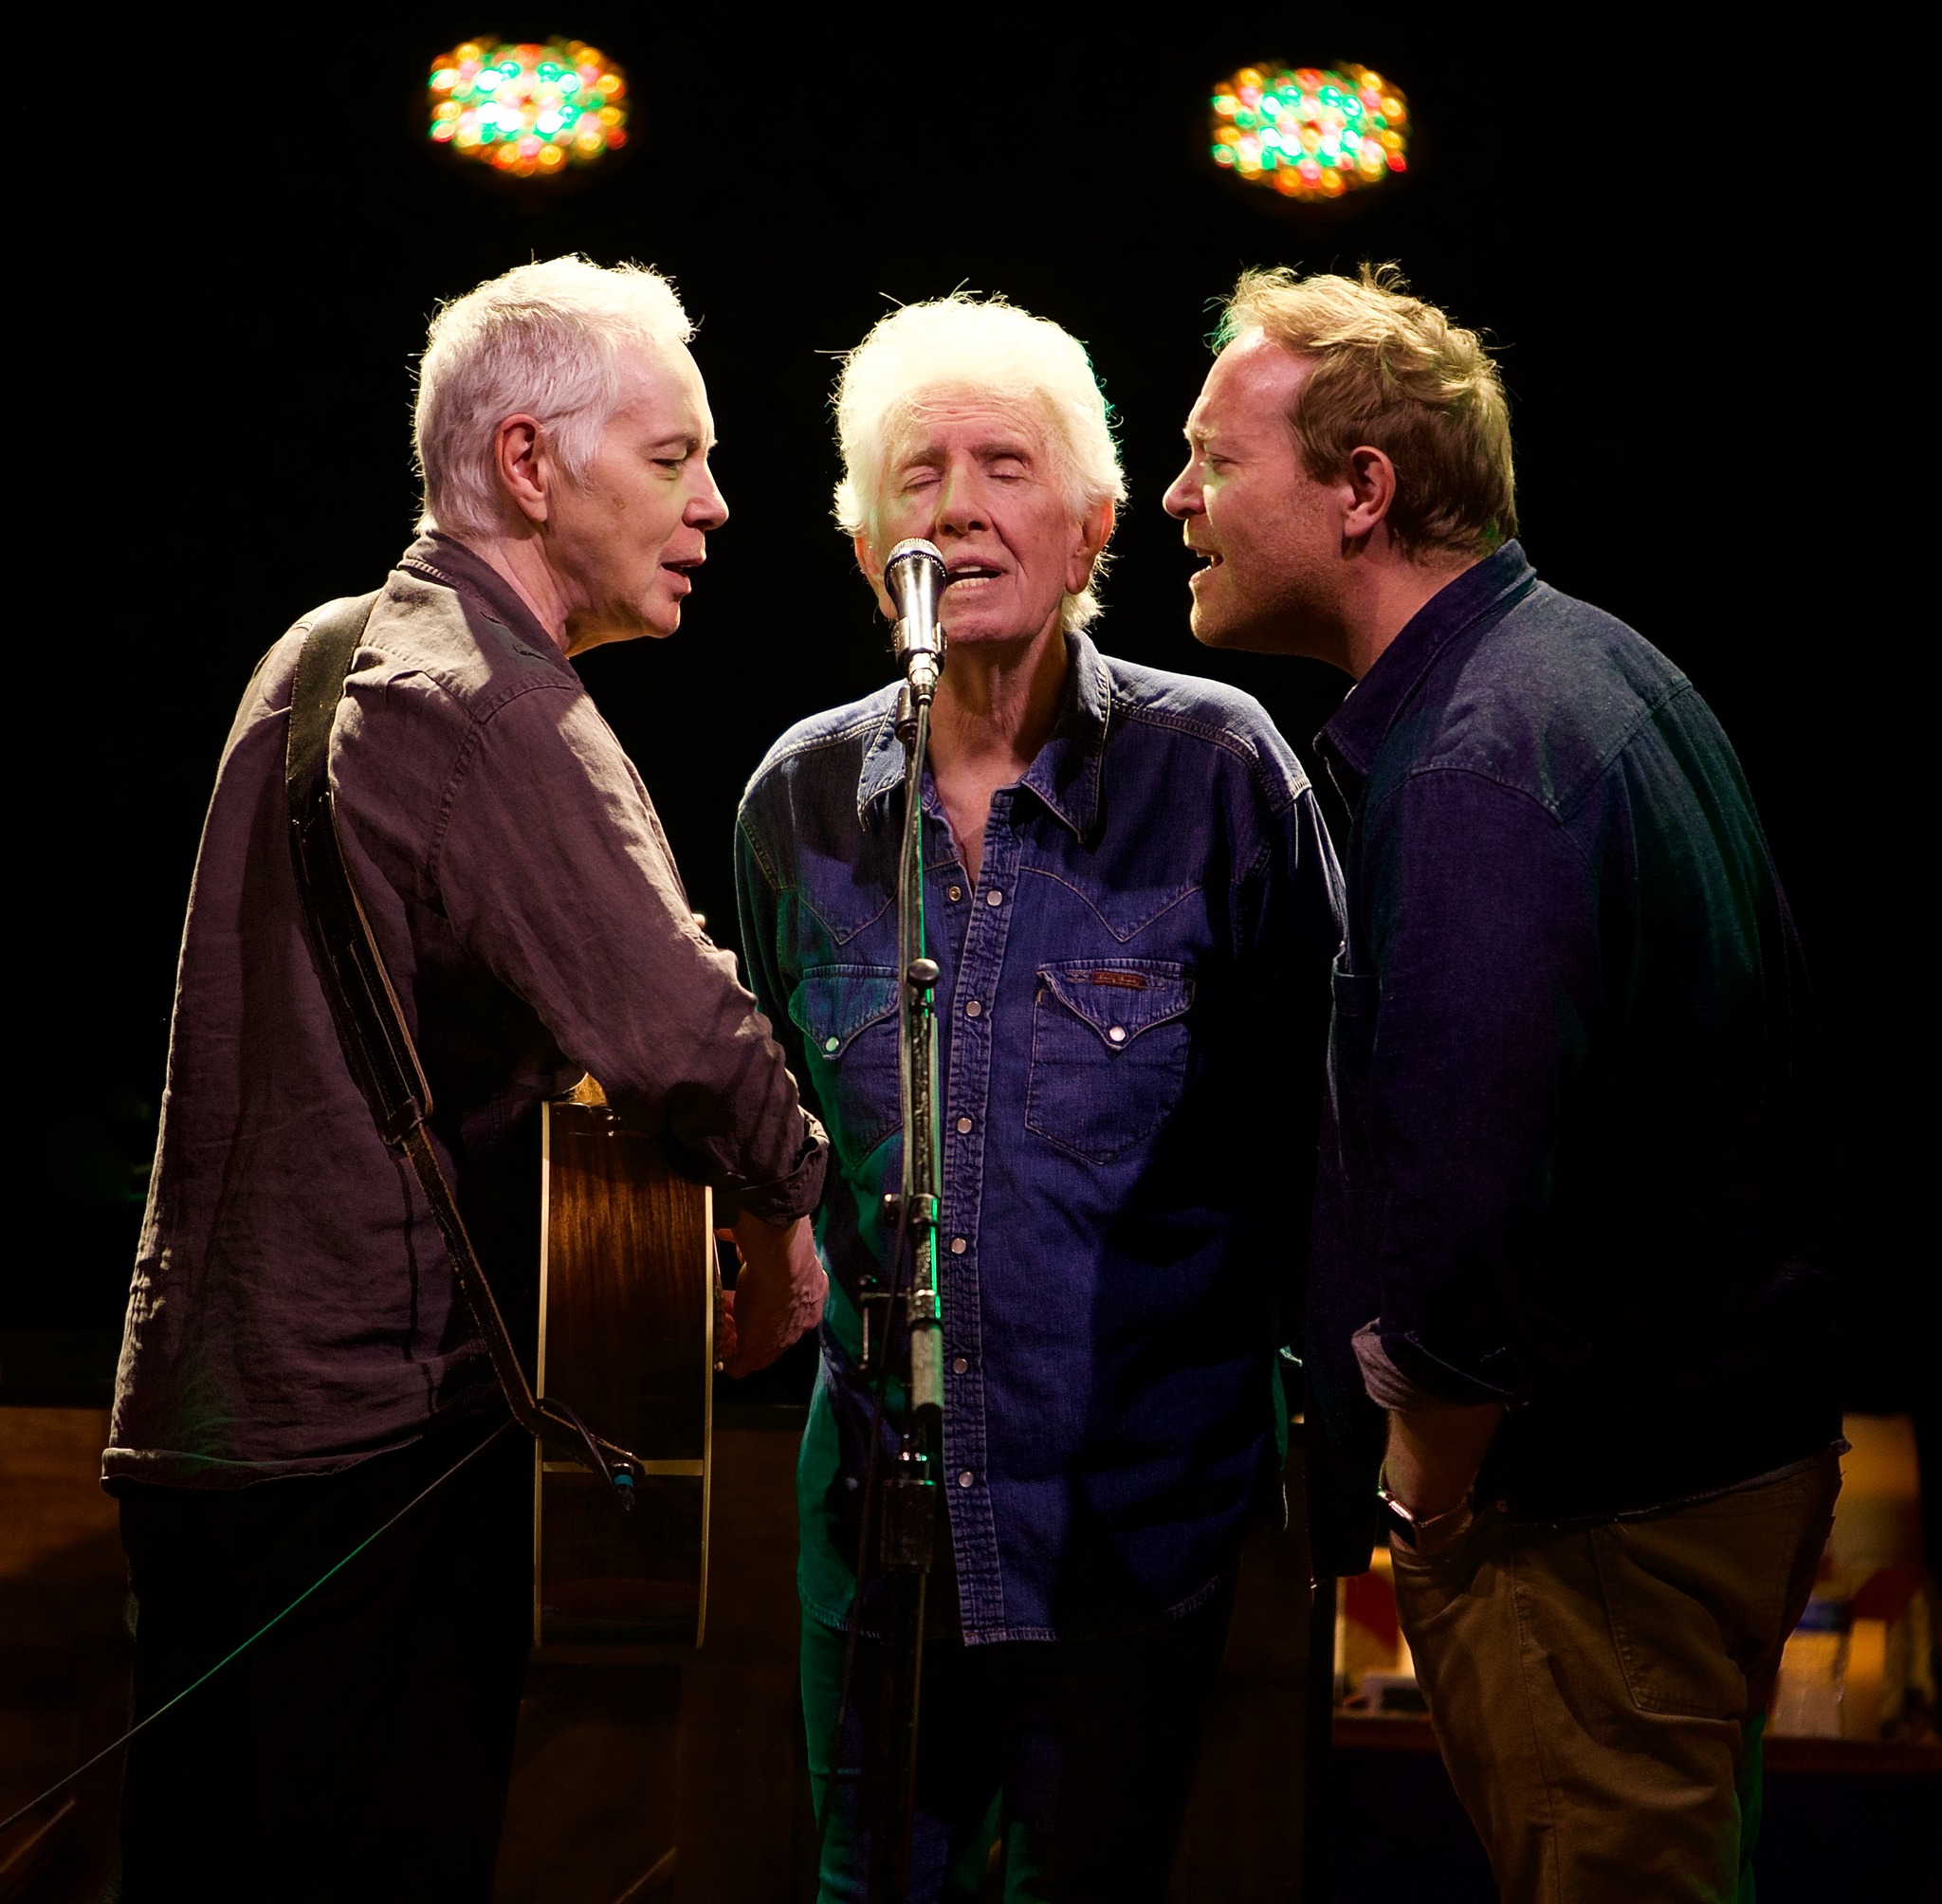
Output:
(563, 603), (679, 655)
(1189, 599), (1262, 652)
(631, 592), (682, 641)
(1191, 593), (1316, 658)
(941, 611), (1057, 650)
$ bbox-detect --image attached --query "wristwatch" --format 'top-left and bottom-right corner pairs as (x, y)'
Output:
(1376, 1475), (1474, 1551)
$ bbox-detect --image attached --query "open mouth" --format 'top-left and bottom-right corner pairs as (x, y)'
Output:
(945, 563), (1004, 587)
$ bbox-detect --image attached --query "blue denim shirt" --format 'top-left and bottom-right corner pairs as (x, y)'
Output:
(1307, 543), (1842, 1561)
(737, 632), (1344, 1641)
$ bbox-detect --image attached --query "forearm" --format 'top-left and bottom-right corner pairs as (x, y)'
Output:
(1358, 773), (1600, 1411)
(441, 703), (821, 1207)
(1382, 1402), (1502, 1517)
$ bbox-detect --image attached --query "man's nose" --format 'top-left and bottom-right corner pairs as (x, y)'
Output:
(1162, 463), (1200, 520)
(934, 467), (989, 536)
(690, 463), (729, 530)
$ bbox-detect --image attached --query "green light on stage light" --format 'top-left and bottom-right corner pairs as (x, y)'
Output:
(1208, 62), (1408, 202)
(426, 36), (628, 179)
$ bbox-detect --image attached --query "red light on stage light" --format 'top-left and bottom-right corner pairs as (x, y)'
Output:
(428, 37), (626, 178)
(1208, 63), (1408, 203)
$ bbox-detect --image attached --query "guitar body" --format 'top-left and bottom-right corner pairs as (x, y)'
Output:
(534, 1076), (716, 1647)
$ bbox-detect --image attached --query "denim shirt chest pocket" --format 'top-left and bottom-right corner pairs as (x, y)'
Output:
(1025, 959), (1194, 1163)
(790, 965), (901, 1159)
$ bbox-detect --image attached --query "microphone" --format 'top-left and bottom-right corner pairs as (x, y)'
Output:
(884, 539), (948, 698)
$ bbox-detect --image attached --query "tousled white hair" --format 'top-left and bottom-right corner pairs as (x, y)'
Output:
(414, 256), (693, 539)
(833, 296), (1126, 632)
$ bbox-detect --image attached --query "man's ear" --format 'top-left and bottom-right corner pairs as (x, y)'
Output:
(1341, 446), (1399, 544)
(494, 414), (550, 527)
(1067, 499), (1117, 595)
(854, 529), (894, 619)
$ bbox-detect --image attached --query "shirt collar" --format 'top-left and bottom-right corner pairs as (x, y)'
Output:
(396, 531), (577, 680)
(1318, 540), (1537, 785)
(855, 629), (1114, 838)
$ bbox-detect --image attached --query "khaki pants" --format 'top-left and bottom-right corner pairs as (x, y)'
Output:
(1391, 1454), (1840, 1904)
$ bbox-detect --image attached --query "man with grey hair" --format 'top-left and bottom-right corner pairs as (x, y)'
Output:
(736, 295), (1345, 1900)
(106, 257), (829, 1898)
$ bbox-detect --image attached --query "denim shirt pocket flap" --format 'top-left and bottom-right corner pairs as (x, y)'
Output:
(789, 965), (901, 1061)
(1037, 960), (1193, 1051)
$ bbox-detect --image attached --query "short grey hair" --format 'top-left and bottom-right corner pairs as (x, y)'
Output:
(414, 256), (693, 538)
(832, 295), (1126, 632)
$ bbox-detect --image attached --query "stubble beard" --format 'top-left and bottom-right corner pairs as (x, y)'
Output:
(1193, 554), (1336, 657)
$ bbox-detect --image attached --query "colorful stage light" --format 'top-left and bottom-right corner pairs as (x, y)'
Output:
(428, 39), (627, 178)
(1209, 64), (1407, 202)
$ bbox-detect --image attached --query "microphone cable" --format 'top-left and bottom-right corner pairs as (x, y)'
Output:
(0, 1419), (515, 1837)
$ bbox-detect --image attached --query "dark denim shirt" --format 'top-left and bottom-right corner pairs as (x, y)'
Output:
(737, 633), (1344, 1642)
(1309, 543), (1841, 1547)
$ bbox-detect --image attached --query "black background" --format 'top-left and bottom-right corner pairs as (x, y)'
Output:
(14, 14), (1919, 1416)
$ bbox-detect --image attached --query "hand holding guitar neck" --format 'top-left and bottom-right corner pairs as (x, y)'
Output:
(717, 1212), (828, 1377)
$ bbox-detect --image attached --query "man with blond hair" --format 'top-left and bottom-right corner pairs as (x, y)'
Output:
(106, 257), (828, 1898)
(737, 294), (1344, 1899)
(1165, 265), (1842, 1901)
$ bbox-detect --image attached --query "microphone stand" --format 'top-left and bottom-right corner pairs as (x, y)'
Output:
(865, 657), (946, 1903)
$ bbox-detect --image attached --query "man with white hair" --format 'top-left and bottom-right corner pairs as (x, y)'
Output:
(105, 257), (828, 1899)
(736, 296), (1345, 1900)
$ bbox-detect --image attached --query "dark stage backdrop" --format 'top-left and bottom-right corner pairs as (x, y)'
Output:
(14, 16), (1919, 1418)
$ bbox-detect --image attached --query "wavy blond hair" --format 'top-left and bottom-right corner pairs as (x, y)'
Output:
(1218, 264), (1515, 557)
(832, 295), (1125, 632)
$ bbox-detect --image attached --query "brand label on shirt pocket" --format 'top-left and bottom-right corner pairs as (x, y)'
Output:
(1025, 959), (1194, 1163)
(790, 966), (901, 1158)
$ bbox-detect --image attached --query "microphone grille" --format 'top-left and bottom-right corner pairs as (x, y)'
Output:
(884, 538), (945, 578)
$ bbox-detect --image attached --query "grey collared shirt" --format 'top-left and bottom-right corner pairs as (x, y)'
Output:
(106, 535), (824, 1488)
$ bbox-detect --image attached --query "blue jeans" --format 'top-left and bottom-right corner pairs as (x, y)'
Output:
(801, 1578), (1234, 1903)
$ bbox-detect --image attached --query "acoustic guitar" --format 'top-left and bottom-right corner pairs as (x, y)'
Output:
(533, 1075), (720, 1647)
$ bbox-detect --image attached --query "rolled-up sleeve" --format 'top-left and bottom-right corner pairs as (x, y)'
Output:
(431, 683), (826, 1223)
(1364, 769), (1599, 1405)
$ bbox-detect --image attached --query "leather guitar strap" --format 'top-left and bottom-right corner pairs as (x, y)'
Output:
(283, 594), (638, 1502)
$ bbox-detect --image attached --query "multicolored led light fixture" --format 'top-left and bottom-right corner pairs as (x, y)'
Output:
(428, 38), (627, 178)
(1210, 64), (1407, 202)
